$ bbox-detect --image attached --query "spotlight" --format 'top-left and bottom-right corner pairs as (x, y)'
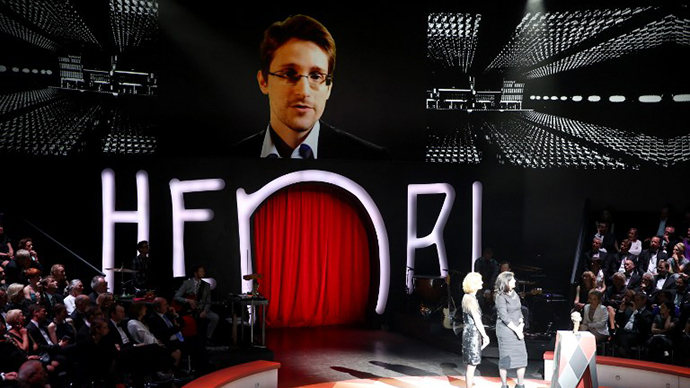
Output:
(609, 95), (625, 103)
(588, 95), (601, 102)
(672, 94), (690, 102)
(572, 95), (583, 102)
(560, 96), (567, 101)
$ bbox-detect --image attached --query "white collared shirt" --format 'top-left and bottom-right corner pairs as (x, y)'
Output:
(111, 319), (130, 345)
(260, 121), (320, 159)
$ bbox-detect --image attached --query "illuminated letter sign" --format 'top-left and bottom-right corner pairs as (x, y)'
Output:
(236, 170), (390, 314)
(101, 169), (150, 291)
(406, 183), (456, 293)
(170, 178), (225, 277)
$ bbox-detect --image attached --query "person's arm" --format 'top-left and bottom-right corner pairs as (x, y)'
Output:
(574, 285), (582, 308)
(496, 294), (523, 338)
(173, 281), (189, 304)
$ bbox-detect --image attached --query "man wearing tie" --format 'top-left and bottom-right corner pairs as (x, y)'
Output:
(231, 15), (389, 160)
(614, 292), (653, 358)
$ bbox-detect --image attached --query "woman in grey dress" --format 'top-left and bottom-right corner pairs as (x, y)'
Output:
(461, 272), (490, 388)
(494, 271), (527, 388)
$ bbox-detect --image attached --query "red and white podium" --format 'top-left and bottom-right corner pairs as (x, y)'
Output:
(550, 331), (598, 388)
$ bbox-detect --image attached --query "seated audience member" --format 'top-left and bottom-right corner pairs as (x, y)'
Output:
(614, 291), (653, 358)
(16, 238), (39, 265)
(580, 289), (609, 342)
(0, 266), (5, 287)
(49, 264), (67, 295)
(647, 301), (680, 363)
(636, 273), (657, 307)
(668, 242), (688, 274)
(589, 257), (607, 292)
(627, 228), (642, 257)
(127, 302), (182, 366)
(661, 226), (679, 256)
(88, 275), (108, 304)
(654, 260), (679, 293)
(574, 271), (596, 313)
(4, 250), (32, 286)
(62, 279), (84, 315)
(0, 288), (7, 321)
(594, 221), (618, 254)
(579, 238), (609, 278)
(0, 318), (25, 378)
(638, 236), (667, 276)
(25, 304), (68, 356)
(0, 224), (14, 264)
(16, 360), (49, 388)
(50, 304), (75, 344)
(6, 283), (29, 315)
(5, 309), (33, 354)
(106, 303), (177, 383)
(96, 292), (114, 312)
(69, 294), (91, 332)
(621, 258), (641, 290)
(22, 269), (42, 305)
(39, 276), (63, 316)
(75, 305), (104, 343)
(682, 227), (690, 261)
(604, 272), (628, 310)
(609, 239), (637, 279)
(73, 318), (119, 387)
(148, 297), (185, 348)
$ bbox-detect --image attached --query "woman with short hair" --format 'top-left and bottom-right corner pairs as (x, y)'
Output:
(494, 271), (527, 388)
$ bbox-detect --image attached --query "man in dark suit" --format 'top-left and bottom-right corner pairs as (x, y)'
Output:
(579, 238), (609, 278)
(637, 236), (668, 276)
(622, 258), (642, 290)
(231, 14), (389, 161)
(608, 239), (638, 280)
(614, 292), (653, 358)
(69, 294), (91, 332)
(148, 297), (185, 349)
(653, 260), (679, 293)
(40, 276), (64, 318)
(88, 275), (108, 304)
(25, 305), (66, 354)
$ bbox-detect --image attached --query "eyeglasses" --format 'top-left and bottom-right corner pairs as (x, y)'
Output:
(268, 70), (332, 88)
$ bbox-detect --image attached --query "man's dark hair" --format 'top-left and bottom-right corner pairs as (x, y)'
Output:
(137, 240), (149, 251)
(190, 264), (205, 275)
(260, 14), (336, 81)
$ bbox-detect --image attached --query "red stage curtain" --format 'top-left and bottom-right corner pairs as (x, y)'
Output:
(253, 183), (371, 327)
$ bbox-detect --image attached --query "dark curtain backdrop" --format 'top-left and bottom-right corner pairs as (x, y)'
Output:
(253, 183), (371, 327)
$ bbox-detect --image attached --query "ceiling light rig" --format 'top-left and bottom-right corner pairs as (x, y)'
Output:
(427, 13), (481, 73)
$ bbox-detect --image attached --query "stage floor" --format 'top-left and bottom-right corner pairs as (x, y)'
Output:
(265, 325), (549, 388)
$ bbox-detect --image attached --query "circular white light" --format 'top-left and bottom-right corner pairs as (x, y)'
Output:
(588, 95), (601, 102)
(609, 95), (625, 103)
(535, 96), (541, 100)
(22, 68), (30, 73)
(572, 95), (583, 102)
(560, 96), (567, 101)
(46, 70), (53, 75)
(12, 67), (19, 72)
(639, 95), (662, 103)
(543, 95), (549, 100)
(0, 65), (6, 72)
(551, 96), (558, 100)
(31, 69), (38, 74)
(530, 95), (535, 100)
(672, 94), (690, 102)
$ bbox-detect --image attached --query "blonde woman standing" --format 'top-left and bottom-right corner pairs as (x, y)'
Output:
(494, 271), (528, 388)
(462, 272), (490, 388)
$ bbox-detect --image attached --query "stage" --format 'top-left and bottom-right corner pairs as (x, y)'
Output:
(262, 324), (549, 388)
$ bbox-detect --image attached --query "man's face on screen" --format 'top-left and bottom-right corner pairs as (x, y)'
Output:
(258, 38), (332, 136)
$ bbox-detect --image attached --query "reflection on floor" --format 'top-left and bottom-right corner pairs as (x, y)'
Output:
(266, 325), (546, 388)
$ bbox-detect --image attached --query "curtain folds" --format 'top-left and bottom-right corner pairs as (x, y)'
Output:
(253, 183), (371, 327)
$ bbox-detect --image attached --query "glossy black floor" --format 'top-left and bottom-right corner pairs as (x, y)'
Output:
(262, 321), (550, 388)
